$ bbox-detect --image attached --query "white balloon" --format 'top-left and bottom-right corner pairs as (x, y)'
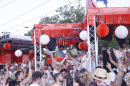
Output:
(46, 49), (52, 55)
(71, 48), (78, 55)
(40, 35), (50, 45)
(115, 25), (128, 39)
(15, 50), (22, 57)
(79, 31), (88, 40)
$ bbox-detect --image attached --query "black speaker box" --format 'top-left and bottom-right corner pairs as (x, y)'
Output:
(47, 38), (56, 51)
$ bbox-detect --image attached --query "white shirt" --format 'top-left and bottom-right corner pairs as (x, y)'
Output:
(46, 70), (55, 84)
(80, 55), (92, 72)
(86, 57), (96, 72)
(9, 71), (16, 77)
(81, 55), (86, 68)
(46, 70), (50, 78)
(29, 84), (39, 86)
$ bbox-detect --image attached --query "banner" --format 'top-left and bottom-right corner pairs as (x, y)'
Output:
(4, 53), (11, 67)
(22, 55), (29, 64)
(29, 49), (34, 60)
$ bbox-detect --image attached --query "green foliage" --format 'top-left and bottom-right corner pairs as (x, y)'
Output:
(24, 29), (32, 36)
(39, 3), (85, 24)
(25, 3), (85, 36)
(98, 37), (118, 54)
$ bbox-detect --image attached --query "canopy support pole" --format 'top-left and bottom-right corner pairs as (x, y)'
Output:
(34, 30), (41, 71)
(87, 15), (98, 72)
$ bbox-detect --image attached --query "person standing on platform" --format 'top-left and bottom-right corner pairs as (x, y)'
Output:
(54, 45), (65, 58)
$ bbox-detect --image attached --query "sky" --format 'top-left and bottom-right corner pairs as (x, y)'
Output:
(0, 0), (130, 36)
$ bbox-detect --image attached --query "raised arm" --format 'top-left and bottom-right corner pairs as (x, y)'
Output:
(107, 49), (118, 67)
(123, 43), (129, 50)
(20, 61), (32, 85)
(20, 59), (26, 77)
(78, 61), (84, 70)
(60, 53), (69, 64)
(71, 57), (81, 65)
(2, 65), (9, 83)
(123, 49), (128, 66)
(52, 54), (67, 66)
(106, 62), (113, 72)
(114, 49), (124, 86)
(41, 77), (45, 86)
(83, 56), (91, 70)
(51, 54), (62, 65)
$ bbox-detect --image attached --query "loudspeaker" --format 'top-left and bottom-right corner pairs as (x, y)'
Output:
(47, 38), (56, 51)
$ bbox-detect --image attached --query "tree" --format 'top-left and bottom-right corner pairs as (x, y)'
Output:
(39, 4), (85, 24)
(24, 3), (85, 36)
(24, 29), (32, 36)
(98, 37), (118, 54)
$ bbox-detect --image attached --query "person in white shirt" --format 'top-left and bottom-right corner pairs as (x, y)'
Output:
(9, 67), (16, 79)
(78, 51), (91, 71)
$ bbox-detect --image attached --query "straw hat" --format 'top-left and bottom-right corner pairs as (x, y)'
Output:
(92, 68), (112, 83)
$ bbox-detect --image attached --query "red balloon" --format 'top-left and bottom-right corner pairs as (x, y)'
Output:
(96, 24), (109, 37)
(85, 45), (88, 52)
(32, 39), (39, 45)
(45, 53), (51, 58)
(3, 43), (10, 49)
(78, 42), (87, 50)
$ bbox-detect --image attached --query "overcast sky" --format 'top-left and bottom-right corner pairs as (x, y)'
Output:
(0, 0), (130, 36)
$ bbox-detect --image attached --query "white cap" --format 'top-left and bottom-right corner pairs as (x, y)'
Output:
(15, 63), (18, 67)
(10, 67), (14, 69)
(23, 64), (27, 68)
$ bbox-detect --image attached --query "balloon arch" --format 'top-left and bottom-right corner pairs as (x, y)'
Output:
(32, 7), (130, 71)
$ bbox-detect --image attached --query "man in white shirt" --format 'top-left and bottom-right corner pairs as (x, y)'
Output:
(78, 51), (96, 72)
(78, 51), (88, 70)
(9, 67), (16, 79)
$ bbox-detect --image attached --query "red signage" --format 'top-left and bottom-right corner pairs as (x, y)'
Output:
(4, 53), (11, 67)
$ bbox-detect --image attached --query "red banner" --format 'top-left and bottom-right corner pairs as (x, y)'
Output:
(29, 49), (34, 60)
(22, 55), (29, 64)
(4, 53), (11, 67)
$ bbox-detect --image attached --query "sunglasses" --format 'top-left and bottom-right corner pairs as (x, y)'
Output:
(61, 49), (63, 50)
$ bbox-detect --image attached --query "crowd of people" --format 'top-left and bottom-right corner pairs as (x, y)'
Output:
(0, 44), (130, 86)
